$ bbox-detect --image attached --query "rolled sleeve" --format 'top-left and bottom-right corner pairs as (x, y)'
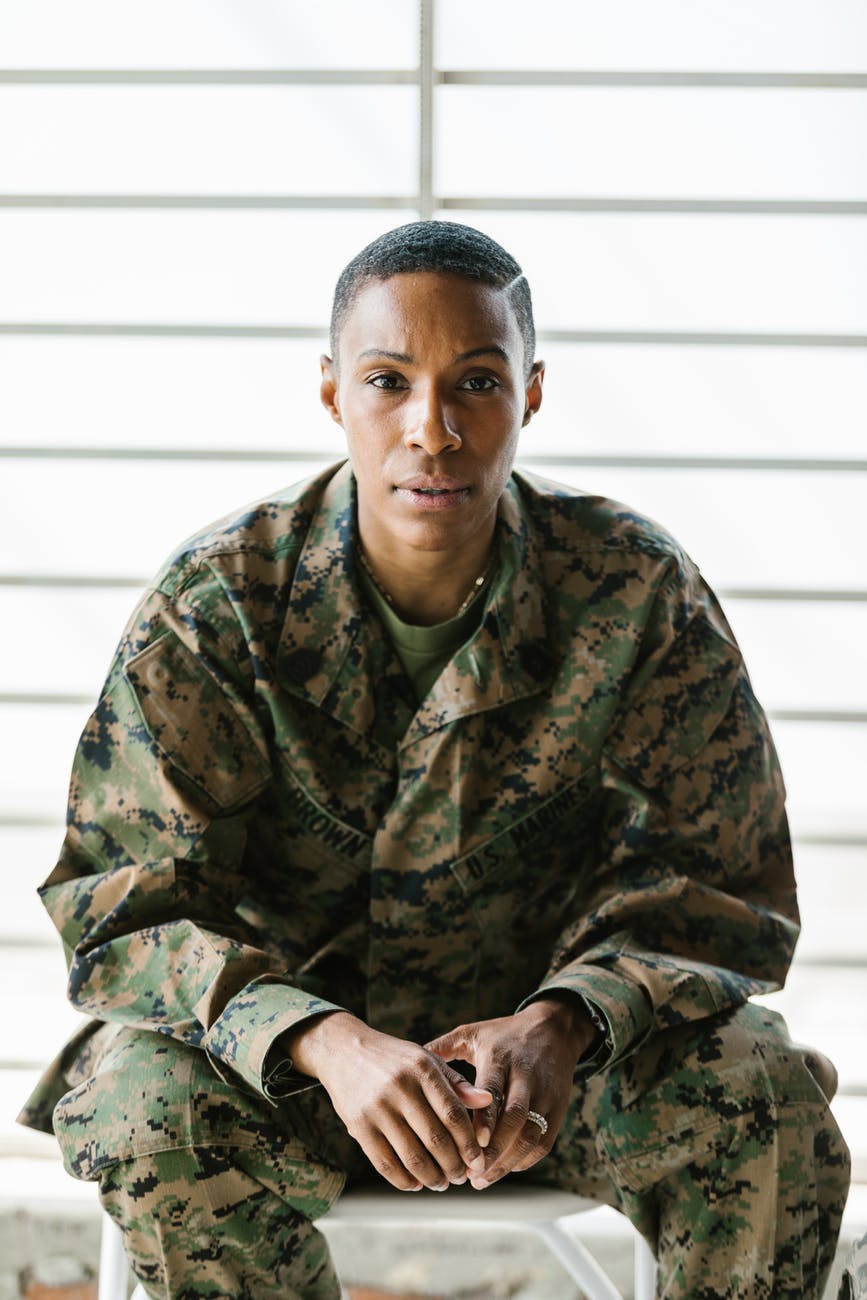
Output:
(203, 976), (345, 1100)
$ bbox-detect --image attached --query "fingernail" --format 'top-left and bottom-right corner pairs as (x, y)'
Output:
(450, 1175), (467, 1185)
(477, 1128), (491, 1149)
(468, 1154), (486, 1173)
(408, 1184), (423, 1192)
(471, 1177), (490, 1190)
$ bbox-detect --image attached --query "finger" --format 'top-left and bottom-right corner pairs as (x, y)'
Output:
(416, 1056), (491, 1109)
(425, 1033), (497, 1145)
(428, 1031), (507, 1153)
(358, 1127), (425, 1193)
(483, 1127), (548, 1183)
(509, 1107), (556, 1170)
(424, 1025), (476, 1066)
(387, 1100), (473, 1189)
(382, 1115), (461, 1191)
(403, 1117), (470, 1189)
(419, 1066), (487, 1176)
(474, 1108), (552, 1187)
(452, 1078), (493, 1110)
(437, 1059), (493, 1114)
(469, 1077), (506, 1150)
(469, 1086), (533, 1187)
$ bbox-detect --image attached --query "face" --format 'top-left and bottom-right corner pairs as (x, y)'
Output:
(320, 272), (543, 558)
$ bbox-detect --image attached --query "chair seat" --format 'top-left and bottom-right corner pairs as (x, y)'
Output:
(321, 1181), (602, 1225)
(319, 1183), (654, 1300)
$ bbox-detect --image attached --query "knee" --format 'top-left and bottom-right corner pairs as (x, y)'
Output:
(718, 1005), (842, 1120)
(798, 1046), (838, 1102)
(604, 1003), (848, 1153)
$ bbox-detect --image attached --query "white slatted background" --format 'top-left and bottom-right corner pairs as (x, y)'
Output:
(1, 3), (865, 1218)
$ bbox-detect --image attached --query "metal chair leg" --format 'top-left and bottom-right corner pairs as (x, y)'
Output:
(97, 1213), (128, 1300)
(634, 1230), (657, 1300)
(535, 1221), (625, 1300)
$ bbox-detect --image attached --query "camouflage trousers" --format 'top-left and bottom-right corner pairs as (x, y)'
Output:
(52, 1003), (850, 1299)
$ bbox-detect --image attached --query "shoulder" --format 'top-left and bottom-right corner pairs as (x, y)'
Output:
(508, 470), (738, 666)
(152, 461), (346, 601)
(107, 462), (347, 681)
(509, 467), (690, 570)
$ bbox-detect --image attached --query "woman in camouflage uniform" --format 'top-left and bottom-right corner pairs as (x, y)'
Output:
(21, 223), (850, 1298)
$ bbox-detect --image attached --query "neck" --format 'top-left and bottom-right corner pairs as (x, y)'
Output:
(357, 521), (496, 626)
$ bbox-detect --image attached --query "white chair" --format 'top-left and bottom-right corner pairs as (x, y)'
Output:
(99, 1184), (656, 1299)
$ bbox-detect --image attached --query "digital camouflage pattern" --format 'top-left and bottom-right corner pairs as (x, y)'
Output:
(18, 461), (849, 1295)
(92, 1004), (849, 1299)
(95, 1029), (358, 1300)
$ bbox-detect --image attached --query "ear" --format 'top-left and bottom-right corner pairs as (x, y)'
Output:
(320, 354), (343, 426)
(522, 360), (545, 428)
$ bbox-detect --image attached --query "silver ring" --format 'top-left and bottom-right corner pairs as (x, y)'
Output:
(526, 1109), (548, 1137)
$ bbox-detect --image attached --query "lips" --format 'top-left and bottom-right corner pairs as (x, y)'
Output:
(397, 477), (469, 493)
(393, 477), (472, 512)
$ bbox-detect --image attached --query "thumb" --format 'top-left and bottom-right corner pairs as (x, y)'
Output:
(428, 1040), (493, 1112)
(430, 1050), (493, 1111)
(454, 1078), (494, 1110)
(425, 1025), (475, 1065)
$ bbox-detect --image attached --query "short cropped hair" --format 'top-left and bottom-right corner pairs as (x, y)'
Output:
(330, 220), (536, 377)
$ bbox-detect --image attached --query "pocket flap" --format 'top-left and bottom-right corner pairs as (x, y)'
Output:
(125, 631), (271, 813)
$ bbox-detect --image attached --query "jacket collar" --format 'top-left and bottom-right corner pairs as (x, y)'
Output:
(276, 462), (555, 743)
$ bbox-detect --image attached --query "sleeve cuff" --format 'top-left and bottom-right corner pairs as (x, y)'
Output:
(261, 1051), (321, 1103)
(202, 974), (345, 1101)
(572, 996), (612, 1078)
(518, 965), (654, 1072)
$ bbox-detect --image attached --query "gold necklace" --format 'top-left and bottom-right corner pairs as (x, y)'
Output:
(355, 545), (493, 620)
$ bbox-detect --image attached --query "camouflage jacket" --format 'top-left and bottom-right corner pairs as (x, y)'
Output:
(22, 460), (798, 1128)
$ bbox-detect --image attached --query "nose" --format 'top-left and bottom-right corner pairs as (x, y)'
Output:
(404, 384), (461, 455)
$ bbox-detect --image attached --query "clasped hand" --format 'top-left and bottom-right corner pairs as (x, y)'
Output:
(287, 998), (594, 1193)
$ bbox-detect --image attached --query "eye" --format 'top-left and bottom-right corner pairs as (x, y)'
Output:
(368, 373), (408, 390)
(459, 374), (499, 392)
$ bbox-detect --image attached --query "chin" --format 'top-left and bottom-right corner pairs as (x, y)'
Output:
(400, 521), (469, 553)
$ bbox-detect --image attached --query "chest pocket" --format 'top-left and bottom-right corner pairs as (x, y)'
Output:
(125, 629), (272, 815)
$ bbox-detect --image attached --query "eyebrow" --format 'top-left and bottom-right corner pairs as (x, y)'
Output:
(357, 349), (412, 363)
(357, 345), (510, 365)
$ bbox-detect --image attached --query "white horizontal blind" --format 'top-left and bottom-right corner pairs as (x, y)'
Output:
(435, 0), (867, 71)
(1, 3), (865, 1163)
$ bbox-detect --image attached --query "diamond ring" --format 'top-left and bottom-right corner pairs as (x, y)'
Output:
(526, 1110), (548, 1137)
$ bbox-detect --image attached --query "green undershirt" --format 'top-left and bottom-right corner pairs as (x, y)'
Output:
(358, 565), (487, 701)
